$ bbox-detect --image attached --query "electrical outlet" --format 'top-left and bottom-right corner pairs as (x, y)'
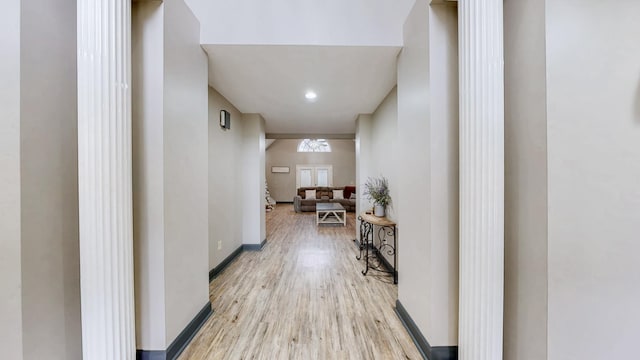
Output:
(217, 240), (222, 250)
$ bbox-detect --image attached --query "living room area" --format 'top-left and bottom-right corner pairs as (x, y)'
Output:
(265, 137), (357, 213)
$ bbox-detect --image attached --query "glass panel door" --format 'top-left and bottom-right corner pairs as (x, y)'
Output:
(316, 168), (329, 186)
(296, 165), (333, 188)
(300, 168), (313, 187)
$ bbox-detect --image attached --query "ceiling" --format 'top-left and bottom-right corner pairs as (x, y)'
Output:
(202, 45), (401, 135)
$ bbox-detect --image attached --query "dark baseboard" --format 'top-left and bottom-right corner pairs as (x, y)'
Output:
(137, 302), (213, 360)
(208, 240), (267, 283)
(136, 351), (165, 360)
(243, 238), (267, 251)
(395, 300), (458, 360)
(166, 303), (212, 359)
(209, 245), (243, 281)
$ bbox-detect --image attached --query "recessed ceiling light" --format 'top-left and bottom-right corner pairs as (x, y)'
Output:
(305, 91), (317, 100)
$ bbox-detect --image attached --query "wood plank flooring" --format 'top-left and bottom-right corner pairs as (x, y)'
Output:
(178, 204), (421, 360)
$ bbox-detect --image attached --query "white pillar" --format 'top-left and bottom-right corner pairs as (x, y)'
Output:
(77, 1), (135, 359)
(458, 1), (504, 359)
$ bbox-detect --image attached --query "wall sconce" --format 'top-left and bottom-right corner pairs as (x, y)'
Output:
(220, 110), (230, 130)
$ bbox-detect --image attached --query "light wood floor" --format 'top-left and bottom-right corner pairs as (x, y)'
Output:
(179, 204), (421, 360)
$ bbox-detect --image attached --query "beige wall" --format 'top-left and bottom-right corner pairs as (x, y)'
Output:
(426, 5), (458, 345)
(208, 88), (244, 269)
(355, 92), (398, 261)
(504, 0), (548, 358)
(396, 0), (459, 347)
(20, 0), (82, 358)
(265, 139), (356, 202)
(546, 1), (640, 358)
(0, 0), (23, 358)
(504, 1), (640, 358)
(241, 114), (267, 245)
(396, 3), (431, 343)
(133, 1), (167, 349)
(355, 115), (373, 222)
(162, 0), (210, 345)
(132, 0), (210, 350)
(365, 87), (399, 267)
(369, 88), (399, 220)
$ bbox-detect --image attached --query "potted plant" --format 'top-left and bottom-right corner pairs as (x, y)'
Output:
(363, 176), (391, 217)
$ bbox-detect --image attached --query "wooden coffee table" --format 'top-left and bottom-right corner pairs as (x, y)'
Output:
(316, 203), (346, 226)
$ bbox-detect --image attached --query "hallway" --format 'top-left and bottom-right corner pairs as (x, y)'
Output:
(179, 205), (421, 359)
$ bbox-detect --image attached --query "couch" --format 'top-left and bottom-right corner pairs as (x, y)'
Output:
(294, 186), (356, 212)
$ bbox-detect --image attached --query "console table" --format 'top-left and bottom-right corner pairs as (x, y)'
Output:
(356, 213), (397, 284)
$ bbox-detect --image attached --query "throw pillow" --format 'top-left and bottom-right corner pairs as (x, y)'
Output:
(305, 189), (316, 200)
(333, 189), (344, 200)
(350, 193), (356, 200)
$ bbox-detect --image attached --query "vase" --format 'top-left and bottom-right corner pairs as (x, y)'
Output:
(374, 204), (385, 217)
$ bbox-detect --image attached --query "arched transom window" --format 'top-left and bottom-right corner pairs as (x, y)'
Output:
(297, 139), (331, 152)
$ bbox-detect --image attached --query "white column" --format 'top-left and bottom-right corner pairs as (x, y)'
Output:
(77, 1), (135, 359)
(458, 1), (504, 360)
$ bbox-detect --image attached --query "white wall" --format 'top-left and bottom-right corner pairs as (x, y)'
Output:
(208, 87), (244, 269)
(396, 0), (459, 347)
(0, 0), (23, 358)
(132, 0), (209, 350)
(185, 0), (415, 46)
(241, 114), (267, 245)
(546, 2), (640, 358)
(265, 139), (356, 202)
(504, 0), (548, 358)
(20, 0), (82, 358)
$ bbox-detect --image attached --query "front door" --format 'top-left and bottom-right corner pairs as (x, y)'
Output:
(298, 167), (314, 187)
(296, 165), (333, 188)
